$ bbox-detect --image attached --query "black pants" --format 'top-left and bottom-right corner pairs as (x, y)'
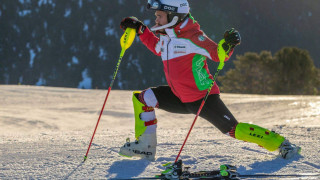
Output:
(151, 85), (238, 134)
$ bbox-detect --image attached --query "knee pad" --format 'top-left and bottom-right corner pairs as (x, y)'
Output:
(234, 123), (285, 151)
(133, 89), (158, 140)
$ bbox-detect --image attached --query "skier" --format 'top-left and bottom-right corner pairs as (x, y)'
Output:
(118, 0), (300, 161)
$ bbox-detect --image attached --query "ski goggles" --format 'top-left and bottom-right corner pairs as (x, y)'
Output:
(147, 0), (178, 12)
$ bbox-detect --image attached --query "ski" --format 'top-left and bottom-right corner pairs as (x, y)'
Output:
(130, 160), (239, 180)
(119, 172), (320, 180)
(111, 160), (320, 180)
(239, 173), (320, 179)
(117, 171), (229, 180)
(154, 170), (227, 179)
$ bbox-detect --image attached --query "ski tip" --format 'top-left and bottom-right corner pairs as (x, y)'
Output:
(119, 153), (132, 158)
(162, 162), (172, 167)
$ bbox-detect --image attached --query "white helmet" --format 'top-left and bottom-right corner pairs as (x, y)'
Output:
(147, 0), (190, 31)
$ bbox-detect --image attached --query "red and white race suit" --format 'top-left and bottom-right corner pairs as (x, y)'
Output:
(139, 16), (233, 103)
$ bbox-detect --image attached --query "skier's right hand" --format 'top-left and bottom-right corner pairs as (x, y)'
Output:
(120, 17), (146, 35)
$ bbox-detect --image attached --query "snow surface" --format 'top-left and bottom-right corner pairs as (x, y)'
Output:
(0, 85), (319, 179)
(78, 69), (92, 89)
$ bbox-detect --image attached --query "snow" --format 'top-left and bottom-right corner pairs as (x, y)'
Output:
(99, 47), (107, 61)
(29, 49), (36, 68)
(0, 85), (319, 179)
(128, 55), (142, 74)
(143, 19), (151, 26)
(37, 45), (42, 53)
(105, 28), (115, 36)
(78, 0), (83, 8)
(67, 57), (79, 68)
(64, 8), (72, 18)
(78, 69), (92, 89)
(118, 0), (124, 5)
(18, 10), (31, 17)
(43, 21), (48, 29)
(72, 56), (79, 64)
(105, 19), (115, 36)
(19, 76), (23, 84)
(12, 24), (21, 33)
(38, 0), (55, 7)
(18, 0), (31, 4)
(83, 23), (89, 32)
(35, 75), (46, 86)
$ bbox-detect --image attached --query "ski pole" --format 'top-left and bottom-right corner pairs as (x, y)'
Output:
(175, 40), (227, 162)
(84, 28), (136, 162)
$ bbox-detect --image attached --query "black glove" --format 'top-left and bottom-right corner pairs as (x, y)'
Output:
(223, 28), (241, 52)
(120, 17), (146, 35)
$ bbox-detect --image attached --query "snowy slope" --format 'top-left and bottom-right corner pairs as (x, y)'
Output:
(0, 85), (319, 179)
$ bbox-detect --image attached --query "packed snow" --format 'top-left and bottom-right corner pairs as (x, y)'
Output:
(0, 85), (319, 179)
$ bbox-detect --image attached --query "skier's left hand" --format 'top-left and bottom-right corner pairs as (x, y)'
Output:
(224, 28), (241, 46)
(223, 28), (241, 52)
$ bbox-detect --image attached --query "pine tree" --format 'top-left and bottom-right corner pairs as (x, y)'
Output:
(221, 48), (320, 95)
(273, 47), (319, 95)
(220, 51), (275, 94)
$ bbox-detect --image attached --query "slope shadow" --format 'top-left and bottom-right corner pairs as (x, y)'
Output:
(107, 159), (151, 179)
(238, 155), (302, 175)
(64, 161), (84, 180)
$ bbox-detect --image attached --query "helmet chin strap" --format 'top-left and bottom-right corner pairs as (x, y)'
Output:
(150, 16), (179, 31)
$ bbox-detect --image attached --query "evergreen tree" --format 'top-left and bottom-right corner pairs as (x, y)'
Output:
(273, 47), (319, 95)
(221, 47), (320, 95)
(220, 51), (274, 94)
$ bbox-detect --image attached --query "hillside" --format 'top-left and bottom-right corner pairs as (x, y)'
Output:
(1, 0), (319, 89)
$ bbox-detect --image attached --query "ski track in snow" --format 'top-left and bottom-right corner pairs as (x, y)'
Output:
(0, 85), (319, 179)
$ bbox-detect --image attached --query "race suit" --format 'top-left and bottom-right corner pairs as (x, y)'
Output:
(137, 15), (238, 134)
(139, 15), (233, 103)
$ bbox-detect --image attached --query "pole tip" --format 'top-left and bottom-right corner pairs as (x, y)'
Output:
(83, 156), (87, 162)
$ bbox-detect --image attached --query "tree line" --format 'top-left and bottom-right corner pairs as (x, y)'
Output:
(1, 0), (319, 95)
(220, 47), (320, 95)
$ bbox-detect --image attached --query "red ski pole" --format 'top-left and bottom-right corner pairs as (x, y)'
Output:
(84, 28), (136, 162)
(175, 40), (228, 162)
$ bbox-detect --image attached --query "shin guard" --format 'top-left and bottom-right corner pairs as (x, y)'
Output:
(132, 90), (157, 140)
(234, 123), (285, 151)
(119, 90), (158, 161)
